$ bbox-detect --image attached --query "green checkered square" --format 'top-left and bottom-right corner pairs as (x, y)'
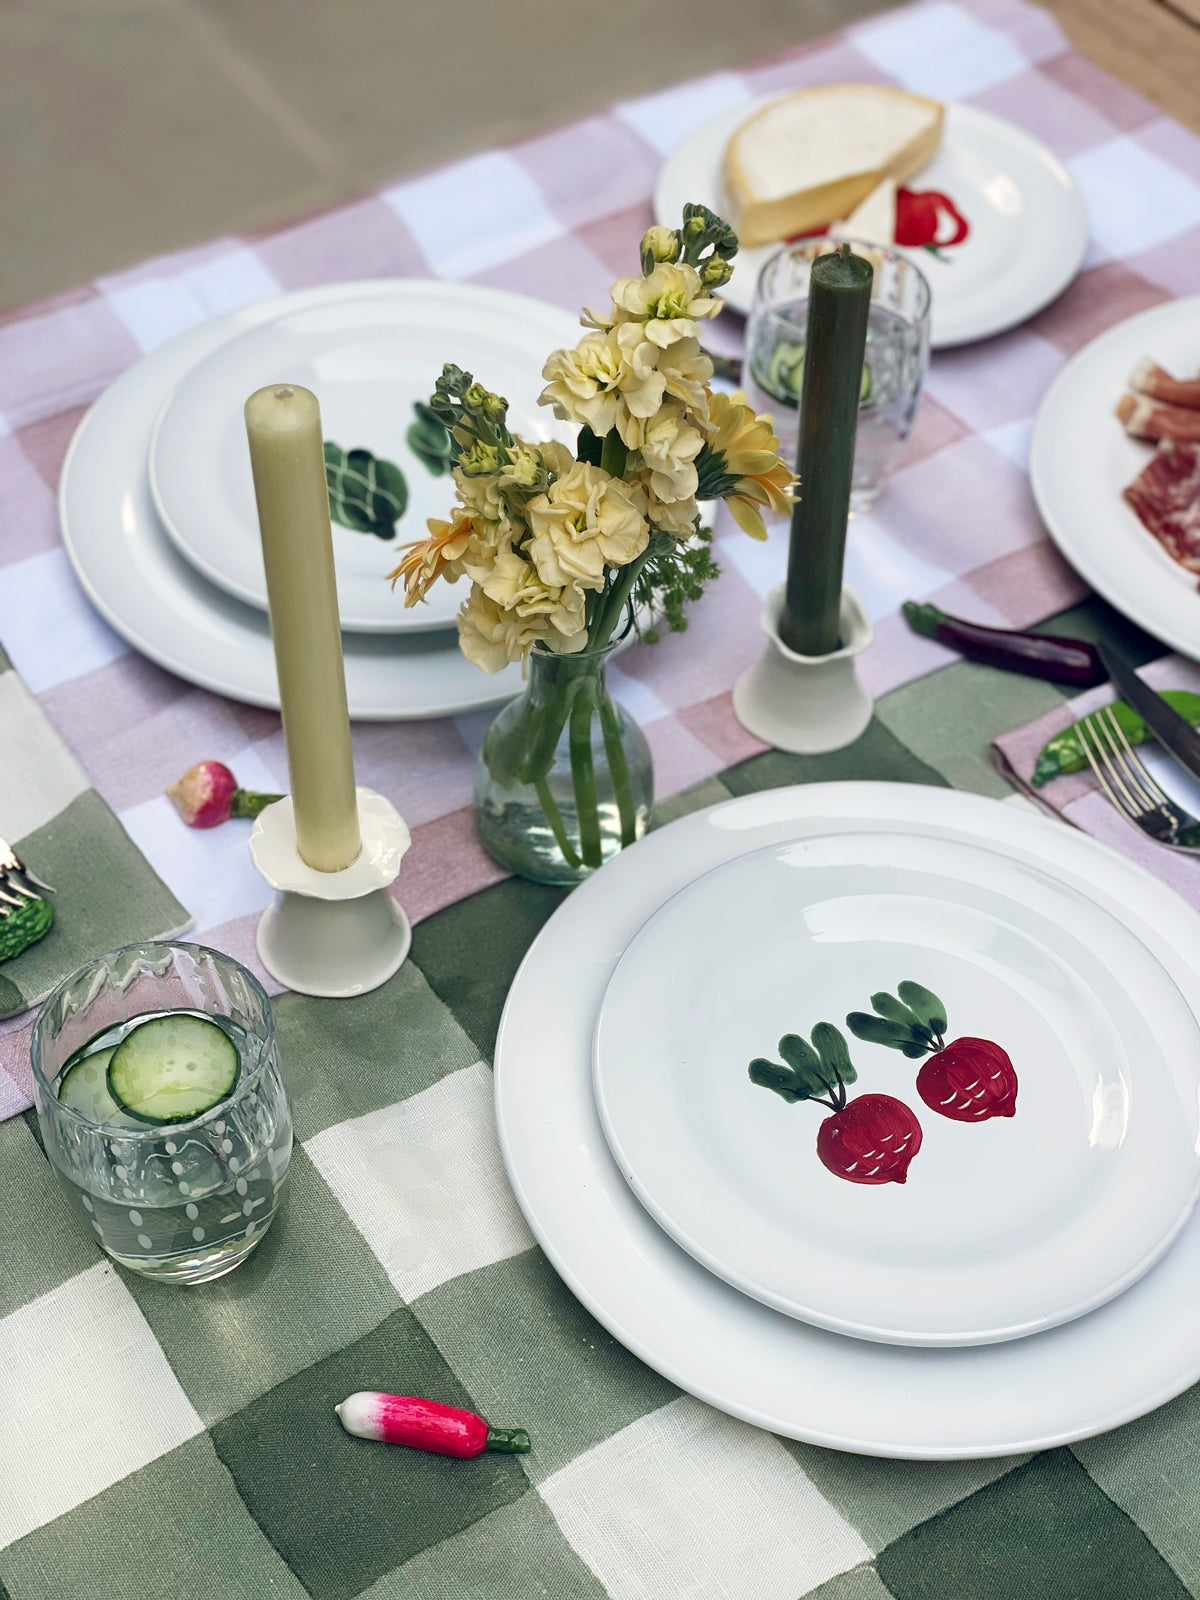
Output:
(127, 1145), (402, 1423)
(363, 1492), (607, 1600)
(413, 1247), (678, 1483)
(274, 961), (481, 1141)
(875, 1449), (1190, 1600)
(210, 1308), (530, 1600)
(0, 1118), (97, 1318)
(0, 1436), (307, 1600)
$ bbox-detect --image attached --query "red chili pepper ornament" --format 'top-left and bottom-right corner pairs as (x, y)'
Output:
(336, 1392), (531, 1458)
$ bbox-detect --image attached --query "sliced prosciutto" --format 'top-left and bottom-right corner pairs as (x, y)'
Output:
(1117, 392), (1200, 443)
(1124, 440), (1200, 574)
(1129, 357), (1200, 411)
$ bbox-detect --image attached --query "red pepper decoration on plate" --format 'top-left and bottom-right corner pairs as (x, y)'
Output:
(847, 981), (1018, 1123)
(336, 1392), (530, 1457)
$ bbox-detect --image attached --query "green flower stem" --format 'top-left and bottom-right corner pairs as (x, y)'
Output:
(533, 775), (581, 869)
(599, 692), (638, 848)
(515, 691), (573, 786)
(569, 680), (603, 869)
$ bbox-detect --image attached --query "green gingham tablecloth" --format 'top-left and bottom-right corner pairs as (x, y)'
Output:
(3, 595), (1199, 1600)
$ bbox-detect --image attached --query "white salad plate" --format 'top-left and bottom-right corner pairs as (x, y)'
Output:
(149, 282), (579, 634)
(495, 783), (1200, 1458)
(1030, 297), (1200, 665)
(593, 829), (1200, 1347)
(59, 283), (529, 719)
(656, 100), (1086, 344)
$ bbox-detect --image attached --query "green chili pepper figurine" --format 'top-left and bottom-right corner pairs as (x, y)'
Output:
(0, 897), (53, 963)
(1033, 691), (1200, 786)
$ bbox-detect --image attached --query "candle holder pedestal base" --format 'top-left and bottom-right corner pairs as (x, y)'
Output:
(733, 584), (874, 755)
(248, 788), (412, 998)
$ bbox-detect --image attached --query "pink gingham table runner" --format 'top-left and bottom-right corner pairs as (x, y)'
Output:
(4, 0), (1200, 1114)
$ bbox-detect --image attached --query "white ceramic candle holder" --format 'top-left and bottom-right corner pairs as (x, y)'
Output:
(733, 583), (874, 755)
(248, 787), (412, 998)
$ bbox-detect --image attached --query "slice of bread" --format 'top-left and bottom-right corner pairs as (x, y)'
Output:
(724, 86), (943, 248)
(830, 177), (898, 246)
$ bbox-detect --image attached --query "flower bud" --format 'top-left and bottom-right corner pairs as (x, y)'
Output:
(464, 383), (488, 409)
(640, 226), (680, 265)
(701, 257), (732, 288)
(481, 391), (508, 421)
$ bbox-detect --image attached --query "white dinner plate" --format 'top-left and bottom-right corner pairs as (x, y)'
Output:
(656, 101), (1086, 344)
(496, 783), (1200, 1457)
(594, 829), (1200, 1346)
(1030, 297), (1200, 664)
(59, 284), (528, 719)
(149, 283), (579, 633)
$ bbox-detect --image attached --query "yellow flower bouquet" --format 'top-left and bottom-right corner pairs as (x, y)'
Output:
(391, 204), (791, 883)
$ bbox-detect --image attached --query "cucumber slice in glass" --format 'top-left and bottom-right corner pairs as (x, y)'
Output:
(107, 1014), (240, 1125)
(58, 1047), (128, 1125)
(764, 340), (872, 405)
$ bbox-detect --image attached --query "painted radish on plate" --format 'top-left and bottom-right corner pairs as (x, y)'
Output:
(749, 1022), (923, 1185)
(846, 981), (1018, 1122)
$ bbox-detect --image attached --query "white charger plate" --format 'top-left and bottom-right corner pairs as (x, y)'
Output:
(656, 101), (1086, 344)
(1030, 297), (1200, 664)
(496, 783), (1200, 1458)
(593, 829), (1200, 1346)
(149, 283), (579, 634)
(59, 284), (528, 719)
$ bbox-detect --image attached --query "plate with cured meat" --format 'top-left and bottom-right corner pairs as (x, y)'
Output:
(590, 828), (1200, 1347)
(1030, 297), (1200, 661)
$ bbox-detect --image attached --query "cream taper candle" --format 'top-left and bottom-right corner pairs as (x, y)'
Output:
(244, 383), (361, 873)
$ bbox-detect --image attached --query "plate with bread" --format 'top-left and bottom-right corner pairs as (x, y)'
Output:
(656, 85), (1087, 346)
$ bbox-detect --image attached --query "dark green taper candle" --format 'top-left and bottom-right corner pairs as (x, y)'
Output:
(780, 245), (873, 657)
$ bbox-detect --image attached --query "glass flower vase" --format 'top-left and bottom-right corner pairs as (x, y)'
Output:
(474, 636), (653, 886)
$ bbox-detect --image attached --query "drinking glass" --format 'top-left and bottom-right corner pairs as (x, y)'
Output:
(745, 239), (932, 511)
(31, 942), (292, 1285)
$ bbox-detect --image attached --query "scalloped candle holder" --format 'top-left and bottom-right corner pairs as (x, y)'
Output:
(733, 584), (874, 755)
(248, 787), (411, 998)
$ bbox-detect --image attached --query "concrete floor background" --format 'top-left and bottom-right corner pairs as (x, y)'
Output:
(3, 0), (1197, 315)
(0, 0), (899, 312)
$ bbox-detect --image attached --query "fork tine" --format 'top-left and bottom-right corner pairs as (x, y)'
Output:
(1077, 716), (1140, 820)
(1094, 707), (1163, 812)
(1100, 707), (1175, 808)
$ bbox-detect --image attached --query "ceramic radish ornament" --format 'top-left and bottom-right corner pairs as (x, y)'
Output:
(749, 1022), (923, 1185)
(846, 981), (1018, 1122)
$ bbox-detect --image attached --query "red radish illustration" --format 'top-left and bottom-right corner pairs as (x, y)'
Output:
(749, 1022), (923, 1185)
(846, 982), (1017, 1123)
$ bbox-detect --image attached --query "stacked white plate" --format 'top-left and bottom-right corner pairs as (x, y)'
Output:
(495, 783), (1200, 1457)
(59, 280), (581, 718)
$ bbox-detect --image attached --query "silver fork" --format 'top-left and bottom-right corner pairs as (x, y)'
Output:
(0, 837), (55, 918)
(1076, 705), (1200, 854)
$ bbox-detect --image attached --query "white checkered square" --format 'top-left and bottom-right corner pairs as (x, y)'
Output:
(304, 1062), (534, 1300)
(104, 247), (280, 352)
(539, 1396), (872, 1600)
(615, 72), (752, 156)
(1, 549), (128, 693)
(383, 152), (564, 279)
(0, 669), (89, 841)
(1069, 136), (1200, 259)
(0, 1263), (204, 1549)
(854, 2), (1028, 99)
(117, 743), (279, 935)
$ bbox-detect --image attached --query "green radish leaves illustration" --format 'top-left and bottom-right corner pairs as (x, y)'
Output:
(846, 982), (1018, 1123)
(749, 1023), (922, 1185)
